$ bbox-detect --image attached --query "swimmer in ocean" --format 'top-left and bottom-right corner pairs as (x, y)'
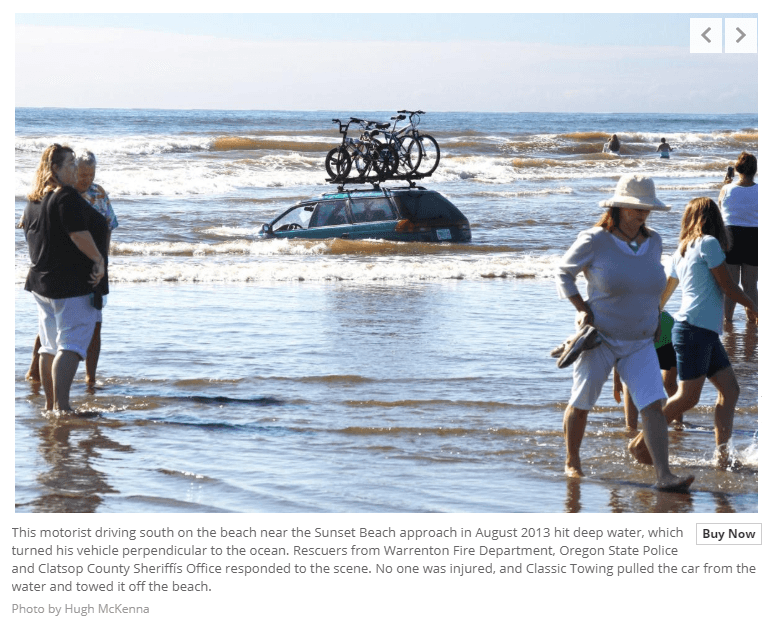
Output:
(656, 138), (672, 159)
(603, 134), (621, 155)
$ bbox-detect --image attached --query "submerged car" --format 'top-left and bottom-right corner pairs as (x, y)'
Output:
(258, 187), (471, 243)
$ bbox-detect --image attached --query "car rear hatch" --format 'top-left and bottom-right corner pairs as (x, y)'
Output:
(390, 190), (471, 242)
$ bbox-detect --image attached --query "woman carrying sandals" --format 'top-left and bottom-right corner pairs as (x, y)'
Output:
(556, 174), (694, 491)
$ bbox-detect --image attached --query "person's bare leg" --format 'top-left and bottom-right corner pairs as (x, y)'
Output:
(722, 263), (740, 322)
(629, 376), (704, 464)
(709, 366), (739, 466)
(663, 377), (706, 424)
(741, 264), (758, 323)
(85, 322), (101, 386)
(52, 350), (81, 413)
(38, 352), (54, 411)
(663, 368), (683, 426)
(563, 405), (588, 477)
(623, 383), (638, 431)
(640, 401), (694, 490)
(26, 335), (42, 381)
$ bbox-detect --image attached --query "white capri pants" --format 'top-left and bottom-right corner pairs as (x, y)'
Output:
(569, 336), (666, 412)
(33, 292), (98, 361)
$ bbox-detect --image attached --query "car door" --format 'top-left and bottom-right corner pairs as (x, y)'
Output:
(306, 199), (354, 238)
(346, 197), (399, 239)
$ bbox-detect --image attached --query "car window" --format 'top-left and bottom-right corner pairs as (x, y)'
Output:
(393, 192), (464, 221)
(310, 201), (350, 228)
(350, 198), (396, 223)
(272, 205), (315, 231)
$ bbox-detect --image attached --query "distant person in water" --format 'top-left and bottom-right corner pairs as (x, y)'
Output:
(26, 151), (117, 387)
(656, 138), (672, 159)
(603, 134), (621, 154)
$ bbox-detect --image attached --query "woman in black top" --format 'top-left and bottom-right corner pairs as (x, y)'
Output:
(23, 144), (108, 413)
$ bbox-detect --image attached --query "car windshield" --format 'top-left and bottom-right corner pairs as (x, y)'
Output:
(272, 205), (314, 231)
(349, 198), (396, 223)
(393, 191), (464, 221)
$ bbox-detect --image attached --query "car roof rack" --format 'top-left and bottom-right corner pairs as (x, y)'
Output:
(326, 171), (429, 193)
(320, 184), (428, 197)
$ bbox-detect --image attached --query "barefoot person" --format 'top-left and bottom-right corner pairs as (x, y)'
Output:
(22, 144), (109, 413)
(556, 174), (693, 491)
(75, 150), (118, 386)
(630, 198), (757, 466)
(718, 151), (757, 324)
(25, 150), (117, 385)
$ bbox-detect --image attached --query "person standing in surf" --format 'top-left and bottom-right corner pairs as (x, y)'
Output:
(25, 151), (118, 388)
(75, 150), (118, 388)
(718, 151), (757, 324)
(556, 174), (693, 491)
(603, 134), (621, 154)
(656, 138), (672, 158)
(630, 197), (757, 467)
(22, 144), (109, 413)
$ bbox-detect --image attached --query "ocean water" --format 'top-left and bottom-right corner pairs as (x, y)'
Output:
(14, 109), (758, 513)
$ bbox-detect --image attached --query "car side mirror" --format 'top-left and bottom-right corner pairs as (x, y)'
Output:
(260, 223), (273, 234)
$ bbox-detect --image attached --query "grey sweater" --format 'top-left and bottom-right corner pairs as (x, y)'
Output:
(556, 227), (666, 341)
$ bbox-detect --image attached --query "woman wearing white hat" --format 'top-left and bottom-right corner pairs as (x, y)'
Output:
(556, 174), (694, 491)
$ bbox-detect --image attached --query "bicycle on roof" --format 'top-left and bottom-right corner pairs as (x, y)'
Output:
(324, 118), (397, 182)
(391, 110), (441, 177)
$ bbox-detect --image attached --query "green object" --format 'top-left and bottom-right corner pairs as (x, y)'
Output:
(655, 311), (674, 349)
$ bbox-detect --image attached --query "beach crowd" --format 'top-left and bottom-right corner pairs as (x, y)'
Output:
(555, 151), (758, 491)
(20, 142), (758, 494)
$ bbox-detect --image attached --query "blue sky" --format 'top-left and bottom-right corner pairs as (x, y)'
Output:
(15, 12), (759, 112)
(14, 12), (759, 46)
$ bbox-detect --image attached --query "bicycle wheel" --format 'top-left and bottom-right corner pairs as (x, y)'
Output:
(325, 147), (351, 180)
(396, 136), (421, 176)
(352, 151), (369, 175)
(415, 134), (440, 176)
(372, 140), (399, 178)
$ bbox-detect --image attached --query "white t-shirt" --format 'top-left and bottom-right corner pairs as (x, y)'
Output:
(720, 182), (758, 228)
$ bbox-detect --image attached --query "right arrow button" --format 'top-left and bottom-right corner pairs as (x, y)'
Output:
(725, 18), (757, 54)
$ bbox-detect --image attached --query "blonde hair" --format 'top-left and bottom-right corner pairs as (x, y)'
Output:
(28, 144), (74, 202)
(678, 197), (730, 256)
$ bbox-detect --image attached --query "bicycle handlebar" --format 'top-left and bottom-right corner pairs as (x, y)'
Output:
(332, 115), (403, 137)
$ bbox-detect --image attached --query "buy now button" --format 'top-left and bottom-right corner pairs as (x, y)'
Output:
(697, 523), (762, 545)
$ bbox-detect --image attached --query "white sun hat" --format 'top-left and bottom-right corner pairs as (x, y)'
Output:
(599, 175), (671, 210)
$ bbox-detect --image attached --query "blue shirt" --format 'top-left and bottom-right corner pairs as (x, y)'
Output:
(83, 183), (118, 230)
(669, 235), (726, 334)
